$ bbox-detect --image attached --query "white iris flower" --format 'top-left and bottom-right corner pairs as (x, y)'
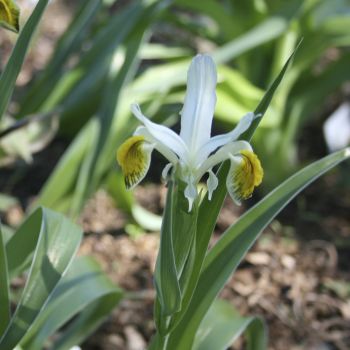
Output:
(117, 54), (263, 210)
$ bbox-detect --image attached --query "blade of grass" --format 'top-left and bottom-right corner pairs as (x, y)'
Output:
(19, 0), (102, 116)
(0, 224), (10, 336)
(0, 0), (49, 121)
(0, 207), (82, 350)
(193, 299), (266, 350)
(21, 256), (122, 350)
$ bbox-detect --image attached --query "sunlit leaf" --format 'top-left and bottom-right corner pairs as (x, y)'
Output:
(1, 207), (82, 350)
(194, 299), (266, 350)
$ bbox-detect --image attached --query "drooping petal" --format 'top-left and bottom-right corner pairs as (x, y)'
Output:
(116, 135), (153, 189)
(131, 103), (188, 161)
(194, 112), (255, 166)
(162, 163), (173, 180)
(196, 140), (252, 181)
(207, 169), (218, 200)
(184, 180), (197, 212)
(134, 126), (179, 165)
(180, 54), (217, 153)
(226, 150), (263, 204)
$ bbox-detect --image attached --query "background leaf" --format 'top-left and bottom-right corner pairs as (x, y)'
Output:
(0, 0), (49, 121)
(0, 223), (10, 336)
(193, 299), (266, 350)
(0, 207), (82, 350)
(21, 256), (123, 350)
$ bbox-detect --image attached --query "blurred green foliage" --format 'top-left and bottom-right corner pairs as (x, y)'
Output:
(1, 0), (350, 214)
(0, 207), (122, 350)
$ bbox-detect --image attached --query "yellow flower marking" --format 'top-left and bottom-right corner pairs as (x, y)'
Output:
(232, 150), (263, 200)
(0, 0), (20, 33)
(117, 135), (150, 189)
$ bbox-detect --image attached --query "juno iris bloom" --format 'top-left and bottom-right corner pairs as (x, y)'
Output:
(117, 54), (263, 210)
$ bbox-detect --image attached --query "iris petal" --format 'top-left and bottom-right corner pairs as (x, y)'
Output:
(117, 136), (153, 189)
(226, 150), (263, 204)
(196, 140), (252, 181)
(131, 104), (188, 161)
(207, 169), (218, 200)
(194, 112), (255, 166)
(184, 181), (197, 211)
(134, 126), (179, 165)
(180, 54), (217, 153)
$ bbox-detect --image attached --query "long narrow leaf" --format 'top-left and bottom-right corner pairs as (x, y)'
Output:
(0, 207), (82, 350)
(193, 299), (266, 350)
(0, 0), (49, 121)
(21, 256), (122, 350)
(0, 224), (10, 336)
(154, 180), (181, 320)
(167, 148), (350, 349)
(19, 0), (102, 116)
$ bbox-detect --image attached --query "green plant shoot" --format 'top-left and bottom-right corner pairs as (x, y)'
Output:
(117, 53), (350, 349)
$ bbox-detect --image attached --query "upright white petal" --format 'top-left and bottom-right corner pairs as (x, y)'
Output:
(180, 54), (217, 153)
(131, 104), (188, 162)
(194, 112), (255, 166)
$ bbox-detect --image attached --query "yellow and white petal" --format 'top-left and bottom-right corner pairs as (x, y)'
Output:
(116, 135), (153, 189)
(226, 150), (263, 204)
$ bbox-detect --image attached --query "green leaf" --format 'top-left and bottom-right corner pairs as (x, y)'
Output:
(36, 120), (96, 211)
(167, 148), (350, 349)
(0, 207), (82, 350)
(19, 0), (102, 116)
(154, 180), (181, 322)
(132, 204), (162, 231)
(0, 0), (49, 121)
(21, 256), (123, 350)
(243, 41), (301, 141)
(0, 224), (10, 336)
(171, 180), (198, 278)
(174, 0), (237, 39)
(0, 0), (19, 32)
(212, 17), (288, 64)
(193, 299), (266, 350)
(76, 26), (147, 216)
